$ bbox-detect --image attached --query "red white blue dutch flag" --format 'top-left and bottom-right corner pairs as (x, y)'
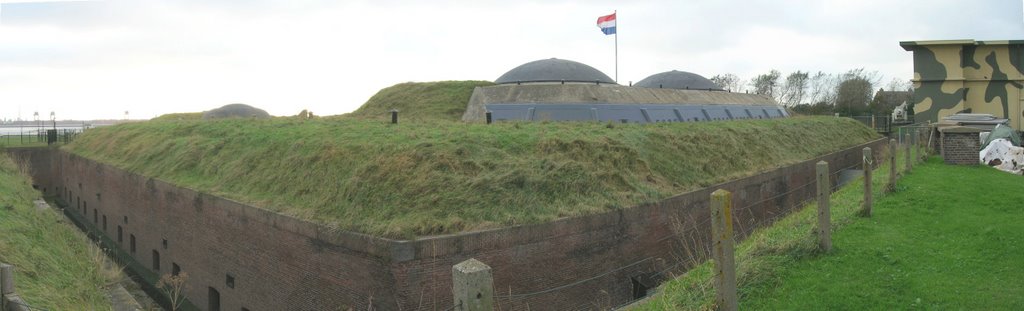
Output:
(597, 13), (616, 35)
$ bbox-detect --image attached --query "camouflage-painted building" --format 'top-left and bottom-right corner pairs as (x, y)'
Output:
(901, 40), (1024, 129)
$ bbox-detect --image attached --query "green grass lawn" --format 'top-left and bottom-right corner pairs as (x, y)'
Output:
(742, 157), (1024, 309)
(65, 116), (878, 238)
(637, 156), (1024, 310)
(0, 153), (121, 309)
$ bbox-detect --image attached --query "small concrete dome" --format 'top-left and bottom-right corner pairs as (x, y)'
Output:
(495, 58), (616, 85)
(635, 70), (724, 91)
(202, 103), (271, 119)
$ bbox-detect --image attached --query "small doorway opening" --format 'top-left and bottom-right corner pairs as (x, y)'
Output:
(208, 287), (221, 311)
(631, 275), (652, 300)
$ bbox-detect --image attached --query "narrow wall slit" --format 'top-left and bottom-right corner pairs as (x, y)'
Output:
(152, 250), (160, 271)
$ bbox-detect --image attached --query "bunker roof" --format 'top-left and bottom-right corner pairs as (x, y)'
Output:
(634, 70), (723, 91)
(495, 58), (616, 85)
(202, 103), (271, 120)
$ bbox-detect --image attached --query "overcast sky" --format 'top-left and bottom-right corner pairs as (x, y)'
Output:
(1, 0), (1022, 120)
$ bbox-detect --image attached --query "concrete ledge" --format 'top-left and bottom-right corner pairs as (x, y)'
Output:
(938, 125), (984, 133)
(4, 293), (31, 311)
(109, 283), (143, 311)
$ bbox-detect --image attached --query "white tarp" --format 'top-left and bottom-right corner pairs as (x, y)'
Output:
(980, 138), (1024, 174)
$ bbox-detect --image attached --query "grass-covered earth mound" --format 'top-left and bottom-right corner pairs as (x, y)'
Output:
(347, 80), (494, 121)
(65, 117), (878, 238)
(151, 112), (203, 121)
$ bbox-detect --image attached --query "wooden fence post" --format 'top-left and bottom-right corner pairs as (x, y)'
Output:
(710, 189), (737, 311)
(905, 132), (912, 172)
(452, 258), (494, 311)
(862, 147), (872, 217)
(888, 139), (897, 191)
(816, 161), (832, 251)
(913, 129), (919, 163)
(918, 128), (926, 161)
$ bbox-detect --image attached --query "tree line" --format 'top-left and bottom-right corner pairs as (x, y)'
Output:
(709, 69), (913, 116)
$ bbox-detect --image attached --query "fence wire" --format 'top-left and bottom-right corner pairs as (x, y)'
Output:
(441, 151), (898, 311)
(477, 153), (881, 310)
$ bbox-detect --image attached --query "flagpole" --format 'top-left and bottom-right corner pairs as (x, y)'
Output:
(614, 10), (618, 83)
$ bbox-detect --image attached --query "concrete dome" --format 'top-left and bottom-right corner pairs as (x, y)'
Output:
(635, 70), (723, 91)
(495, 58), (616, 85)
(202, 103), (271, 119)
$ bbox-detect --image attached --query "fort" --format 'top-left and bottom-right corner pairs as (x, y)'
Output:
(5, 59), (883, 310)
(9, 131), (883, 309)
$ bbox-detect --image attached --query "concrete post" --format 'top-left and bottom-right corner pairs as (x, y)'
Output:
(452, 258), (494, 311)
(7, 295), (29, 311)
(888, 139), (897, 191)
(1, 263), (13, 296)
(816, 161), (832, 251)
(710, 189), (737, 311)
(905, 132), (912, 172)
(862, 147), (872, 217)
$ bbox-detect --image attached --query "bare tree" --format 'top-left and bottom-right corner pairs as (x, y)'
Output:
(779, 71), (810, 107)
(158, 272), (189, 311)
(885, 77), (912, 93)
(710, 73), (744, 92)
(750, 69), (781, 100)
(807, 71), (837, 106)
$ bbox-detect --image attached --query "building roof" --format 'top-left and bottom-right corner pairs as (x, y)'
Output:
(634, 70), (723, 91)
(899, 39), (1024, 51)
(494, 58), (616, 85)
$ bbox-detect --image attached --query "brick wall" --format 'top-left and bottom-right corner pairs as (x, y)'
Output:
(390, 138), (887, 310)
(8, 138), (886, 310)
(941, 132), (980, 165)
(10, 149), (399, 310)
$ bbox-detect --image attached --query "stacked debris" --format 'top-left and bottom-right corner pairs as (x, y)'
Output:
(980, 124), (1024, 174)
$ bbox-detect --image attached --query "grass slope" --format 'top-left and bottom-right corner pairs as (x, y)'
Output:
(347, 80), (494, 121)
(65, 117), (878, 238)
(637, 156), (1024, 310)
(0, 153), (118, 309)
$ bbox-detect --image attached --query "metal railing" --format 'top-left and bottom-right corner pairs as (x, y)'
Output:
(1, 129), (83, 147)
